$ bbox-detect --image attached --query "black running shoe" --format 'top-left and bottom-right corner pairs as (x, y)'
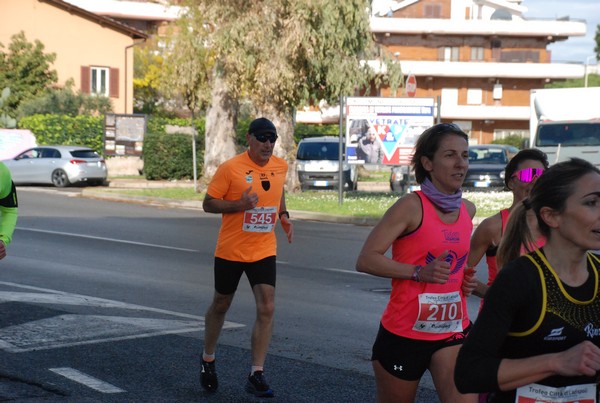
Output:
(245, 371), (274, 398)
(200, 359), (218, 392)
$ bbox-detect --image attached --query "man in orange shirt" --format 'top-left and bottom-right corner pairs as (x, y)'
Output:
(200, 117), (293, 398)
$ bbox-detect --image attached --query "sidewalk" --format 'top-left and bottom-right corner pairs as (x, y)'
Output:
(83, 178), (484, 227)
(86, 178), (384, 225)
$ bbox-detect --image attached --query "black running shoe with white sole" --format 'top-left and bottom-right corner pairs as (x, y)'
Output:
(200, 359), (218, 392)
(245, 371), (274, 398)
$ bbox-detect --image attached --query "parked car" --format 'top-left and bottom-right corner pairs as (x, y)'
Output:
(463, 144), (518, 190)
(296, 136), (357, 191)
(2, 145), (108, 187)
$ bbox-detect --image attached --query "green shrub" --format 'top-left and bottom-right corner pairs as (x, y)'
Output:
(19, 114), (104, 152)
(491, 135), (524, 149)
(18, 114), (205, 180)
(143, 131), (203, 180)
(147, 115), (198, 135)
(294, 123), (339, 142)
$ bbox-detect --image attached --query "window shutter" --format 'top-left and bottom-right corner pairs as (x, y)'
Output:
(81, 66), (90, 94)
(109, 68), (119, 98)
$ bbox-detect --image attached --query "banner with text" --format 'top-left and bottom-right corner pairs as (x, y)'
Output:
(346, 97), (435, 165)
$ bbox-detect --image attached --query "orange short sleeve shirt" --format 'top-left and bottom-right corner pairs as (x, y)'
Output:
(207, 151), (288, 262)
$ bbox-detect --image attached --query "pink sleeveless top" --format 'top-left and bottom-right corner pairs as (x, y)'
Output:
(382, 191), (472, 340)
(485, 209), (510, 286)
(485, 208), (546, 286)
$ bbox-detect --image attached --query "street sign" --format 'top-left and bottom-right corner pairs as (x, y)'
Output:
(406, 74), (417, 98)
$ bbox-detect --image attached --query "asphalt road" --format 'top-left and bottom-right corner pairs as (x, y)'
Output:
(0, 186), (486, 402)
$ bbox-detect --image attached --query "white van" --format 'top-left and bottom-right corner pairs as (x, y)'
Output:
(532, 121), (600, 167)
(0, 129), (37, 160)
(296, 136), (357, 191)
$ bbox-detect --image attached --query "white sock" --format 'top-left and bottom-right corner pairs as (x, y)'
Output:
(251, 366), (263, 375)
(202, 351), (215, 362)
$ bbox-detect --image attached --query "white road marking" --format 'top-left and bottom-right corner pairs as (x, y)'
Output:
(0, 282), (203, 319)
(0, 282), (244, 353)
(17, 227), (198, 252)
(50, 367), (125, 393)
(277, 260), (367, 275)
(0, 314), (205, 353)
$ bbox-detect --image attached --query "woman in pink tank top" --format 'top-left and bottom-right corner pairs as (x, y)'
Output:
(357, 123), (478, 403)
(467, 149), (549, 305)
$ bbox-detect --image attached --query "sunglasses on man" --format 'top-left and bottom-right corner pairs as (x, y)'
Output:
(253, 133), (278, 143)
(512, 167), (544, 183)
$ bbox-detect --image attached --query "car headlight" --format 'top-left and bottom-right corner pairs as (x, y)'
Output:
(500, 171), (505, 179)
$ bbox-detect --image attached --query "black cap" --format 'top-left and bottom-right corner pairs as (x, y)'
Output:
(248, 117), (277, 136)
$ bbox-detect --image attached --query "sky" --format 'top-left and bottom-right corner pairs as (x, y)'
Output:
(523, 0), (599, 64)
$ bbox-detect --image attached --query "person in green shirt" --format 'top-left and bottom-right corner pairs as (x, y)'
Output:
(0, 161), (18, 260)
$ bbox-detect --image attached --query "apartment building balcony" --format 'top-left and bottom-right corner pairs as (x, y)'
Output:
(295, 57), (584, 124)
(399, 60), (584, 80)
(370, 17), (586, 41)
(295, 102), (530, 124)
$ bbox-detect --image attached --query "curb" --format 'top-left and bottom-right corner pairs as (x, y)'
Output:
(82, 188), (381, 226)
(81, 188), (485, 228)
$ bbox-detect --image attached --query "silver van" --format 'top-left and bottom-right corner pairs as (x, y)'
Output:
(296, 136), (357, 191)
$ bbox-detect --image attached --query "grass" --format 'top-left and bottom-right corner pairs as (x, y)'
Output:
(99, 186), (513, 219)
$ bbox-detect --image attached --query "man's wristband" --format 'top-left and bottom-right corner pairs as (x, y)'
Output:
(411, 265), (423, 282)
(279, 210), (289, 219)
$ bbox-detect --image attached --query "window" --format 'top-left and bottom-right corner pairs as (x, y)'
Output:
(467, 89), (482, 105)
(424, 4), (441, 18)
(440, 47), (460, 61)
(91, 67), (109, 96)
(491, 39), (502, 61)
(470, 47), (484, 61)
(80, 66), (119, 97)
(40, 148), (61, 158)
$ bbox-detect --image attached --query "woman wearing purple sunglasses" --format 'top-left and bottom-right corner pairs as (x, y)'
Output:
(466, 149), (549, 303)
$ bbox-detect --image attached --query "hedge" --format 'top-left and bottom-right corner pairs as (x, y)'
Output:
(143, 131), (203, 180)
(19, 114), (104, 152)
(16, 114), (340, 179)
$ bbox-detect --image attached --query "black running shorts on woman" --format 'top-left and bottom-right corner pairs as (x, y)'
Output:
(372, 322), (471, 380)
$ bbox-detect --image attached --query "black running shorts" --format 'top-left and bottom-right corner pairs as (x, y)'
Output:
(371, 322), (471, 380)
(213, 256), (276, 295)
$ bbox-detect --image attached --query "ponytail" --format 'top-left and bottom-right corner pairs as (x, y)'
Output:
(497, 200), (534, 270)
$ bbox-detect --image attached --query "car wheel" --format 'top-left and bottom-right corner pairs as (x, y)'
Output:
(51, 169), (70, 187)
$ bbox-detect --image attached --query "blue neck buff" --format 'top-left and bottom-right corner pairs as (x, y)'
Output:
(420, 177), (462, 213)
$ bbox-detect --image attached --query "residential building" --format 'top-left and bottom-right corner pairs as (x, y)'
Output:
(300, 0), (587, 145)
(61, 0), (182, 36)
(373, 0), (587, 144)
(1, 0), (147, 114)
(10, 0), (586, 144)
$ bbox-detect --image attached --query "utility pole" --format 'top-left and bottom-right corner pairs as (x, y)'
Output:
(584, 55), (596, 88)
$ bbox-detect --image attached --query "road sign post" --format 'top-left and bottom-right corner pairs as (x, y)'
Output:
(406, 74), (417, 98)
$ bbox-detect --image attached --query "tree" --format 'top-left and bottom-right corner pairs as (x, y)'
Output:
(595, 24), (600, 60)
(0, 88), (16, 128)
(17, 79), (112, 117)
(177, 0), (391, 187)
(0, 31), (58, 119)
(133, 40), (170, 116)
(159, 19), (216, 188)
